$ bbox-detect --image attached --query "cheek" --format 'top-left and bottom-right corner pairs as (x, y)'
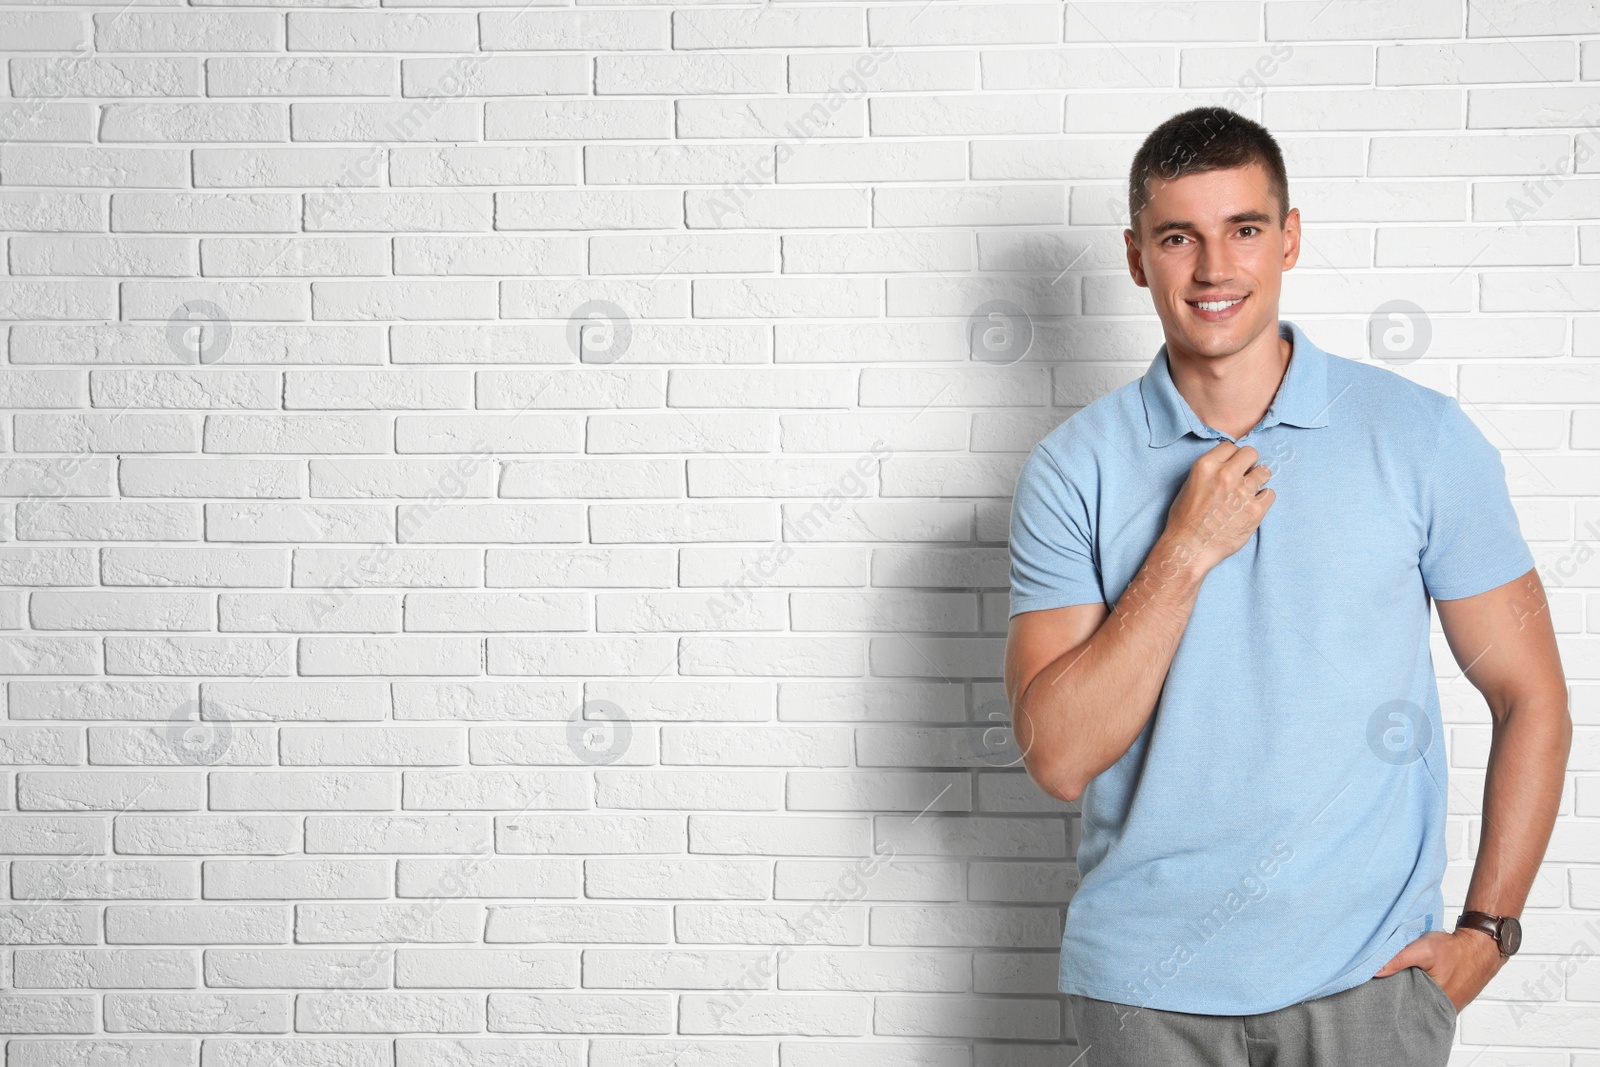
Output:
(1144, 255), (1181, 287)
(1251, 263), (1283, 292)
(1233, 253), (1275, 289)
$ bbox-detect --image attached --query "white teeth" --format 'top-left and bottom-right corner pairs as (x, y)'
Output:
(1194, 298), (1243, 312)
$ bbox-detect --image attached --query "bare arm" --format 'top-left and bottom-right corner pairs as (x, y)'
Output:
(1003, 537), (1205, 801)
(1438, 567), (1570, 939)
(1375, 566), (1571, 1009)
(1003, 441), (1274, 802)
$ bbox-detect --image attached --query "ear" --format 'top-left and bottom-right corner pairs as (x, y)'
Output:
(1125, 228), (1148, 288)
(1280, 207), (1301, 272)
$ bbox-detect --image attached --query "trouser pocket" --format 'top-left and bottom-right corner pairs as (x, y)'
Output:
(1412, 965), (1459, 1023)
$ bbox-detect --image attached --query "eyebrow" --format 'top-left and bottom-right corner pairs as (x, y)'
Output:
(1147, 210), (1274, 237)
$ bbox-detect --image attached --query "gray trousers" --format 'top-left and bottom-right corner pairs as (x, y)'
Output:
(1067, 966), (1457, 1066)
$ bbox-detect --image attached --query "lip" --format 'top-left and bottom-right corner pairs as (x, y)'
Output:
(1186, 293), (1248, 323)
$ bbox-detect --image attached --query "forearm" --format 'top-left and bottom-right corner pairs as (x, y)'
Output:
(1017, 533), (1209, 801)
(1462, 686), (1572, 920)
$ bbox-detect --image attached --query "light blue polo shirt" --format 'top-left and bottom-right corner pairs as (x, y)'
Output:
(1008, 319), (1535, 1015)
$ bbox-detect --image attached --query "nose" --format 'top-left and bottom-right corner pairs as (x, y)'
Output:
(1194, 238), (1233, 286)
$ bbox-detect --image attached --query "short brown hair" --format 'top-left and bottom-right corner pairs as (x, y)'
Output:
(1127, 107), (1289, 238)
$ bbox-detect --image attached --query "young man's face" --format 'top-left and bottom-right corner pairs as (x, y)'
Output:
(1124, 160), (1300, 361)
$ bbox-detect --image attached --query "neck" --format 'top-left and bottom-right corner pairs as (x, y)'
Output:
(1165, 321), (1294, 440)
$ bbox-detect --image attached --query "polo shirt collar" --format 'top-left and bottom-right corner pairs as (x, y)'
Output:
(1141, 319), (1330, 448)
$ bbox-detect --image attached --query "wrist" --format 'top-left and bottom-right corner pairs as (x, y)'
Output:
(1152, 533), (1211, 587)
(1456, 908), (1523, 962)
(1457, 925), (1507, 967)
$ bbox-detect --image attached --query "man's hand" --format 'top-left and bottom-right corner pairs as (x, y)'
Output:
(1374, 928), (1505, 1013)
(1162, 441), (1275, 575)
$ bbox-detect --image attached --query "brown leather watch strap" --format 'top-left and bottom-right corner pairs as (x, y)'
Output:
(1457, 910), (1508, 957)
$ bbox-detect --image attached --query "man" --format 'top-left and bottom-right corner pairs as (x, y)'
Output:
(1003, 106), (1571, 1065)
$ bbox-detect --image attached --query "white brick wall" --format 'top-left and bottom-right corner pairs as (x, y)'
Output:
(1, 0), (1597, 1062)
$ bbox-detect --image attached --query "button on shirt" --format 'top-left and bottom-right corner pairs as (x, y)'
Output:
(1007, 320), (1535, 1015)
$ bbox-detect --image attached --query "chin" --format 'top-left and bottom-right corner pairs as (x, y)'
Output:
(1194, 335), (1242, 356)
(1179, 317), (1239, 340)
(1184, 311), (1264, 344)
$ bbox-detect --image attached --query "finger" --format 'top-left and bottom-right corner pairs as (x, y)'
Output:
(1373, 948), (1421, 978)
(1220, 443), (1259, 476)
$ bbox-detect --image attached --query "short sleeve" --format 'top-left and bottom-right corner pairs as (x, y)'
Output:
(1008, 443), (1104, 617)
(1418, 396), (1535, 601)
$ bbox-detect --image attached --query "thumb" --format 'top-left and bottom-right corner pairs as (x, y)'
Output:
(1373, 945), (1421, 979)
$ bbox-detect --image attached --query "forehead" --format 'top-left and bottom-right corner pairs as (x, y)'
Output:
(1140, 162), (1278, 218)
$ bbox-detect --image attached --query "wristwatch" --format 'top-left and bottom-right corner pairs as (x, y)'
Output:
(1456, 910), (1522, 959)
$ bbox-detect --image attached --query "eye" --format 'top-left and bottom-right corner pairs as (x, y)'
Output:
(1238, 226), (1259, 237)
(1162, 234), (1189, 246)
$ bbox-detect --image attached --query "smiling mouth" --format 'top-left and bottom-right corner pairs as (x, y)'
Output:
(1188, 295), (1246, 312)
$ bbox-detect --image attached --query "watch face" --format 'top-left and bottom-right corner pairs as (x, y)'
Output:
(1501, 916), (1522, 955)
